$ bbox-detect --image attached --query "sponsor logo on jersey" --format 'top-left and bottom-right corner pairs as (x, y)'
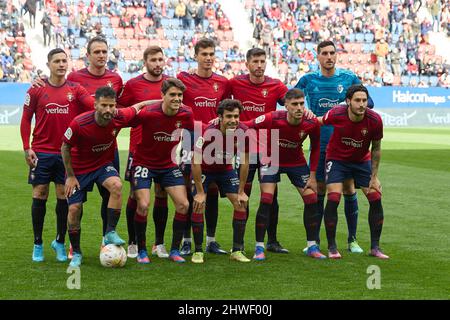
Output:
(341, 137), (363, 148)
(154, 131), (177, 142)
(313, 87), (320, 92)
(213, 82), (219, 92)
(278, 139), (298, 148)
(67, 92), (74, 102)
(194, 97), (217, 108)
(318, 98), (339, 109)
(243, 101), (265, 113)
(64, 127), (73, 140)
(361, 128), (368, 136)
(337, 84), (344, 93)
(92, 140), (114, 152)
(175, 121), (182, 128)
(45, 103), (69, 114)
(261, 89), (268, 97)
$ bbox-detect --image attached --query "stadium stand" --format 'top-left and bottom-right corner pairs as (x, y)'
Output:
(2, 0), (449, 88)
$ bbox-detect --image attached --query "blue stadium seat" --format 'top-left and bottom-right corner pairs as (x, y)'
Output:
(170, 40), (179, 49)
(392, 33), (400, 43)
(91, 16), (100, 24)
(71, 48), (80, 59)
(60, 16), (69, 27)
(297, 42), (305, 51)
(75, 37), (87, 48)
(364, 33), (374, 43)
(167, 8), (175, 18)
(347, 33), (356, 42)
(101, 16), (110, 26)
(419, 75), (429, 84)
(108, 37), (117, 47)
(362, 43), (372, 53)
(216, 50), (224, 60)
(161, 18), (170, 28)
(305, 42), (315, 51)
(118, 60), (126, 71)
(104, 28), (114, 37)
(355, 33), (364, 43)
(180, 62), (189, 70)
(429, 75), (439, 86)
(400, 75), (410, 86)
(289, 63), (298, 73)
(409, 75), (419, 85)
(165, 29), (174, 39)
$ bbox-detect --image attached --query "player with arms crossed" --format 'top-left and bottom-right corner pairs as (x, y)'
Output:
(117, 45), (170, 259)
(295, 40), (370, 253)
(317, 84), (388, 259)
(130, 78), (193, 264)
(20, 48), (94, 262)
(191, 99), (251, 264)
(242, 88), (325, 260)
(61, 86), (144, 267)
(229, 47), (289, 254)
(177, 38), (231, 256)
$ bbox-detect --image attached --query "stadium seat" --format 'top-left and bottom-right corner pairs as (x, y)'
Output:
(101, 16), (111, 26)
(305, 42), (315, 52)
(124, 28), (135, 39)
(75, 37), (87, 48)
(60, 16), (69, 27)
(289, 63), (298, 73)
(71, 48), (80, 59)
(429, 76), (439, 86)
(401, 75), (410, 86)
(364, 33), (374, 43)
(224, 30), (234, 41)
(419, 75), (429, 84)
(355, 33), (364, 43)
(110, 16), (120, 28)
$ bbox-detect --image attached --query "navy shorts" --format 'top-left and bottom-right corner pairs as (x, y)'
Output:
(260, 165), (311, 188)
(28, 152), (65, 185)
(132, 166), (185, 190)
(325, 159), (372, 188)
(193, 170), (240, 196)
(67, 163), (119, 205)
(124, 151), (133, 182)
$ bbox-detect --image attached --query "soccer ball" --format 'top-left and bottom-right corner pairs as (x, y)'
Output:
(99, 244), (127, 268)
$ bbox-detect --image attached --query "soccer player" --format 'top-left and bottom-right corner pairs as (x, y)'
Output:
(317, 84), (388, 259)
(229, 47), (289, 254)
(33, 36), (124, 257)
(130, 78), (194, 264)
(191, 99), (251, 264)
(20, 48), (94, 262)
(295, 40), (367, 253)
(117, 45), (170, 259)
(61, 86), (144, 267)
(242, 88), (325, 260)
(177, 38), (231, 255)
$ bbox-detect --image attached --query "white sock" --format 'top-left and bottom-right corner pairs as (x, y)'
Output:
(206, 236), (215, 245)
(183, 238), (192, 243)
(307, 241), (317, 248)
(256, 242), (265, 249)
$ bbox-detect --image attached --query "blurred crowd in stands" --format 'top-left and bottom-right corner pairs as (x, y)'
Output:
(0, 0), (449, 88)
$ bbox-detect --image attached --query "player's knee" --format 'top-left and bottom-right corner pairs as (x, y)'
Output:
(33, 185), (49, 199)
(137, 200), (149, 215)
(109, 180), (123, 198)
(176, 200), (189, 214)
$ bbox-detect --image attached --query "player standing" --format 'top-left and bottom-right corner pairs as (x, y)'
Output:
(177, 38), (231, 256)
(117, 45), (170, 259)
(191, 99), (251, 263)
(129, 78), (194, 264)
(229, 47), (289, 254)
(295, 40), (365, 253)
(61, 86), (144, 267)
(242, 88), (326, 260)
(20, 48), (94, 262)
(317, 84), (388, 259)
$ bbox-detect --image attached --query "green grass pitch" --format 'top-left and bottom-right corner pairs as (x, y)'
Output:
(0, 126), (449, 299)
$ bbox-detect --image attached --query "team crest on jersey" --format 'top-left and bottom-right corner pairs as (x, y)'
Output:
(213, 82), (219, 92)
(175, 121), (182, 128)
(67, 92), (74, 102)
(361, 128), (368, 136)
(107, 81), (113, 87)
(261, 89), (268, 97)
(112, 129), (118, 137)
(299, 131), (305, 139)
(24, 93), (31, 106)
(337, 85), (344, 93)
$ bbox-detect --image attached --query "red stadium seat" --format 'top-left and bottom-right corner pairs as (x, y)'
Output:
(110, 16), (120, 28)
(224, 30), (234, 41)
(124, 27), (135, 39)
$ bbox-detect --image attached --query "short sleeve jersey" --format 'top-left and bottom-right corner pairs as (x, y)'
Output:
(117, 74), (169, 153)
(62, 107), (136, 175)
(177, 72), (231, 123)
(295, 68), (361, 152)
(322, 106), (383, 162)
(130, 102), (194, 170)
(194, 122), (249, 173)
(23, 80), (93, 154)
(245, 111), (320, 170)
